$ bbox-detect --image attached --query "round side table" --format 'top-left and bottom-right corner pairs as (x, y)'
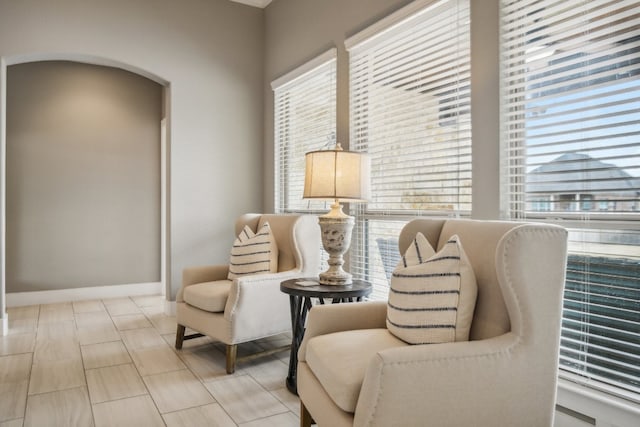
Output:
(280, 278), (372, 394)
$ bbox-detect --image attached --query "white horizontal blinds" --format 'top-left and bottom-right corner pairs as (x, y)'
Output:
(273, 53), (337, 213)
(352, 218), (409, 301)
(562, 226), (640, 396)
(502, 0), (640, 217)
(348, 0), (471, 301)
(501, 0), (640, 396)
(350, 0), (471, 214)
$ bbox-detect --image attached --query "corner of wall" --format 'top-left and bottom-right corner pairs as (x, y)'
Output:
(0, 56), (6, 326)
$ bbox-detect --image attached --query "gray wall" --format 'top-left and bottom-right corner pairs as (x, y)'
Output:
(262, 0), (501, 219)
(6, 61), (161, 292)
(0, 0), (264, 300)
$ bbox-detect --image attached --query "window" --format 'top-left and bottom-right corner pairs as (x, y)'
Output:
(501, 0), (640, 397)
(346, 0), (471, 300)
(273, 49), (337, 213)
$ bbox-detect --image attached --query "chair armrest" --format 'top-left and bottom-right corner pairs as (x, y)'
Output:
(223, 270), (305, 321)
(177, 265), (229, 302)
(353, 333), (540, 427)
(218, 270), (312, 342)
(298, 301), (388, 361)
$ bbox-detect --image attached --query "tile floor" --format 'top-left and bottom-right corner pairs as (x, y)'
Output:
(0, 295), (301, 426)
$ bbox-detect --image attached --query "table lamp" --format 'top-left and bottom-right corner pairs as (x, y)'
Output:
(303, 143), (370, 285)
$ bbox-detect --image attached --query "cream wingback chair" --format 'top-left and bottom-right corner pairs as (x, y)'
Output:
(297, 218), (568, 427)
(176, 213), (320, 374)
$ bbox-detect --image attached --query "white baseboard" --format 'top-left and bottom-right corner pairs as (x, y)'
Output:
(164, 299), (176, 316)
(6, 282), (163, 307)
(1, 314), (7, 336)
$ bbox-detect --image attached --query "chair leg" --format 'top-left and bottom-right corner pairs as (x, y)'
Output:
(226, 344), (237, 374)
(300, 401), (314, 427)
(175, 324), (186, 349)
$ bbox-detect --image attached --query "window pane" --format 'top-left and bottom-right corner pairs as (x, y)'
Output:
(274, 55), (337, 213)
(350, 0), (472, 215)
(501, 0), (640, 396)
(561, 227), (640, 394)
(348, 0), (471, 299)
(351, 218), (407, 301)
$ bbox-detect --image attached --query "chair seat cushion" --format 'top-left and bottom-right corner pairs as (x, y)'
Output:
(306, 328), (407, 413)
(183, 280), (232, 313)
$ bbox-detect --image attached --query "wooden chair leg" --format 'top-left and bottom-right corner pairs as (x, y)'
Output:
(226, 344), (237, 374)
(300, 401), (314, 427)
(175, 324), (186, 349)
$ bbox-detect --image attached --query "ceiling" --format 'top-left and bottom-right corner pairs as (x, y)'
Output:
(229, 0), (272, 8)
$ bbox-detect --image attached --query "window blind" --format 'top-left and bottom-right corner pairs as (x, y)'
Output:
(273, 50), (337, 213)
(561, 226), (640, 397)
(501, 0), (640, 397)
(347, 0), (471, 301)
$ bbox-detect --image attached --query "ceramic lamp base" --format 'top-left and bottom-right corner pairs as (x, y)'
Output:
(319, 270), (353, 286)
(318, 212), (354, 286)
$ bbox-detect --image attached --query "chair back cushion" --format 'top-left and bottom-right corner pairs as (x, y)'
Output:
(399, 219), (524, 340)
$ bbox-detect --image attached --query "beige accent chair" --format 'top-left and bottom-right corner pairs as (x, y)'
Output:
(175, 213), (321, 374)
(298, 218), (568, 427)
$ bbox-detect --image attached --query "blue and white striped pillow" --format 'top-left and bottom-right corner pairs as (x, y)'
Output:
(396, 232), (435, 269)
(387, 234), (477, 345)
(228, 222), (278, 280)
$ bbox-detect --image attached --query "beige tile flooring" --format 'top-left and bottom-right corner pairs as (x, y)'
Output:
(0, 296), (301, 427)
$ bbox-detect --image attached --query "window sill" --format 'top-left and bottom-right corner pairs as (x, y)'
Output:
(556, 377), (640, 427)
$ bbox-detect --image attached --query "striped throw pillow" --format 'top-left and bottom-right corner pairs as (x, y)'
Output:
(387, 234), (477, 345)
(396, 232), (435, 268)
(228, 222), (278, 280)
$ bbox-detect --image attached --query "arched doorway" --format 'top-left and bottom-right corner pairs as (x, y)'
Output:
(0, 55), (171, 335)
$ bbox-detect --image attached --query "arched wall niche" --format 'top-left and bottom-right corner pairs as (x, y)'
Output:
(4, 53), (170, 85)
(0, 53), (172, 334)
